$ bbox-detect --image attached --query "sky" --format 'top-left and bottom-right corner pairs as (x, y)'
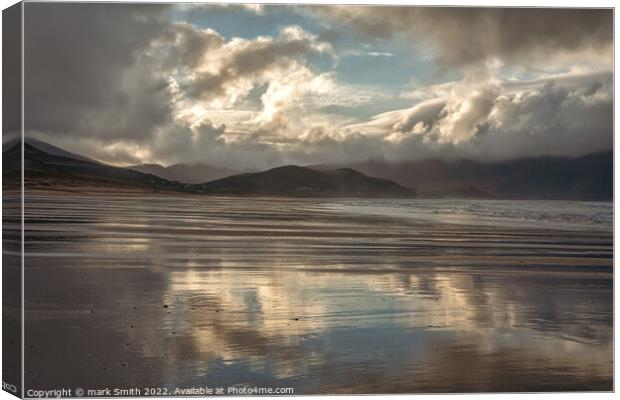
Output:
(21, 3), (613, 170)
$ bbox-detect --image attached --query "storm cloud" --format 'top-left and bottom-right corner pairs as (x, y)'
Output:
(314, 7), (613, 68)
(24, 3), (172, 141)
(21, 4), (613, 169)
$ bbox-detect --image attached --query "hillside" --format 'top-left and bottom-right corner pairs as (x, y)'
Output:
(3, 142), (196, 192)
(204, 165), (413, 197)
(4, 139), (611, 200)
(3, 141), (412, 198)
(313, 152), (613, 200)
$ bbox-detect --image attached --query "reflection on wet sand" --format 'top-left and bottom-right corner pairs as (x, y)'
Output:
(24, 193), (612, 393)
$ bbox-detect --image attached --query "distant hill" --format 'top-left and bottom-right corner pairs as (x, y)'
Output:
(203, 165), (413, 197)
(3, 141), (412, 198)
(4, 137), (99, 163)
(4, 139), (611, 200)
(128, 162), (237, 184)
(3, 142), (197, 192)
(313, 151), (612, 200)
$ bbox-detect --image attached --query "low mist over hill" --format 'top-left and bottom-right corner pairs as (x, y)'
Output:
(314, 152), (612, 200)
(3, 139), (611, 200)
(128, 163), (237, 184)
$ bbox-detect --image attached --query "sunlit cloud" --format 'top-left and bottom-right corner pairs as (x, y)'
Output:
(23, 4), (612, 169)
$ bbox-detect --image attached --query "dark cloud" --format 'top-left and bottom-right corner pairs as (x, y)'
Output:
(24, 3), (171, 140)
(22, 4), (332, 152)
(20, 4), (612, 170)
(315, 7), (613, 67)
(2, 2), (21, 141)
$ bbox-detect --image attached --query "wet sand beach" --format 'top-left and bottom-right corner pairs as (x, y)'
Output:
(19, 192), (612, 393)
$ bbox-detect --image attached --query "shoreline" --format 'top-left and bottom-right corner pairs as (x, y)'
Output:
(11, 186), (613, 202)
(20, 193), (613, 392)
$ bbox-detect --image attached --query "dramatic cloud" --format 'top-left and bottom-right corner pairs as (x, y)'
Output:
(314, 7), (613, 68)
(165, 22), (338, 129)
(347, 69), (612, 162)
(24, 3), (172, 141)
(21, 4), (613, 170)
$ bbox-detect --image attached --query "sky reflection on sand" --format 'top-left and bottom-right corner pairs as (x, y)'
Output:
(23, 193), (612, 393)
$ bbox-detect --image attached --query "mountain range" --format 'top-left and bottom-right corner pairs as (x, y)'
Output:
(4, 141), (192, 192)
(2, 139), (612, 200)
(313, 152), (612, 200)
(3, 139), (411, 197)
